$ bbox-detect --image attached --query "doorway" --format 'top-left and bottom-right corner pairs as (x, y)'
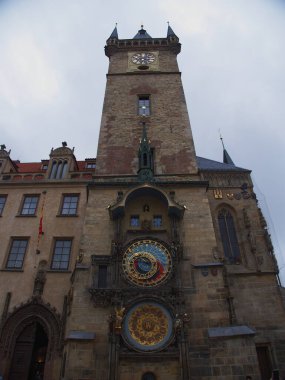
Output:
(8, 322), (48, 380)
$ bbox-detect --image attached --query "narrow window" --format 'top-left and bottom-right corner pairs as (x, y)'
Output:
(61, 161), (68, 178)
(98, 265), (108, 288)
(49, 161), (57, 179)
(153, 215), (162, 228)
(61, 195), (79, 216)
(138, 96), (150, 116)
(21, 195), (39, 215)
(56, 161), (63, 179)
(218, 209), (241, 263)
(51, 239), (72, 270)
(130, 215), (140, 227)
(6, 239), (28, 269)
(0, 195), (7, 215)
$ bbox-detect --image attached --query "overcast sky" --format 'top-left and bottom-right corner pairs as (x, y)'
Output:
(0, 0), (284, 281)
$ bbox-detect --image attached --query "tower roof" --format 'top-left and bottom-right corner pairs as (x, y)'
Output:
(220, 134), (235, 165)
(108, 25), (118, 39)
(223, 148), (234, 165)
(133, 26), (152, 39)
(167, 24), (177, 38)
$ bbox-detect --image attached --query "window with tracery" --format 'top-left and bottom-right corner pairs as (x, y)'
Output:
(218, 208), (241, 263)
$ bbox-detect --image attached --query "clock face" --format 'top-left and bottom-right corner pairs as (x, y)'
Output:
(123, 302), (173, 352)
(131, 52), (156, 65)
(122, 239), (172, 287)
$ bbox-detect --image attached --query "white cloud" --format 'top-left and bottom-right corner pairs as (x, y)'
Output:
(0, 32), (60, 107)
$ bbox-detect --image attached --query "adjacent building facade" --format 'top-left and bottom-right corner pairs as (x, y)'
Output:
(0, 26), (284, 380)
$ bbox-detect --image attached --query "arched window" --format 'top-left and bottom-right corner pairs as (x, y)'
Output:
(142, 372), (156, 380)
(49, 160), (69, 179)
(49, 161), (57, 179)
(218, 208), (241, 263)
(56, 161), (62, 179)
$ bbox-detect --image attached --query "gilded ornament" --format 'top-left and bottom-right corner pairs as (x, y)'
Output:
(123, 302), (173, 351)
(122, 240), (172, 287)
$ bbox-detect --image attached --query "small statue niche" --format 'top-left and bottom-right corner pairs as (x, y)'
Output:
(33, 260), (47, 297)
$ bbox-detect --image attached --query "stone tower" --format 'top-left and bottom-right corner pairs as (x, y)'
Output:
(1, 25), (284, 380)
(63, 26), (285, 380)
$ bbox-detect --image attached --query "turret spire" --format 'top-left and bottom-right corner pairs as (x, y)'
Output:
(167, 22), (178, 38)
(220, 133), (235, 165)
(109, 24), (118, 39)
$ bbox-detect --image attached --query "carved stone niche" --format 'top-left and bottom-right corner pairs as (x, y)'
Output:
(33, 260), (47, 296)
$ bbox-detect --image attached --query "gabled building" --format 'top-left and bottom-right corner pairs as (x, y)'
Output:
(0, 26), (284, 380)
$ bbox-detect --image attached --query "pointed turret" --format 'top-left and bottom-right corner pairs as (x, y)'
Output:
(167, 22), (179, 42)
(133, 25), (152, 39)
(167, 24), (177, 38)
(109, 25), (118, 39)
(223, 149), (234, 165)
(106, 25), (119, 49)
(220, 134), (235, 165)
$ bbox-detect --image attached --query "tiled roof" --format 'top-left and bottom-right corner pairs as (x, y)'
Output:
(16, 162), (44, 172)
(197, 156), (250, 172)
(15, 160), (94, 173)
(13, 157), (248, 174)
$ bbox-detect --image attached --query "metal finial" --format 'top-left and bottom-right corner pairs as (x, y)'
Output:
(167, 21), (170, 26)
(219, 130), (225, 150)
(0, 144), (6, 150)
(141, 24), (144, 29)
(62, 141), (67, 147)
(115, 22), (117, 27)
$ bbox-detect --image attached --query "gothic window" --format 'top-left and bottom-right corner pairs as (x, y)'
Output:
(218, 208), (241, 263)
(0, 195), (7, 215)
(153, 215), (162, 228)
(142, 373), (156, 380)
(51, 239), (72, 270)
(130, 215), (140, 227)
(49, 160), (68, 179)
(6, 239), (29, 269)
(21, 195), (39, 216)
(138, 96), (150, 116)
(60, 195), (79, 216)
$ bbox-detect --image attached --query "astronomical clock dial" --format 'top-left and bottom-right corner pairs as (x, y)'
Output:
(123, 302), (173, 352)
(122, 239), (172, 287)
(131, 52), (156, 65)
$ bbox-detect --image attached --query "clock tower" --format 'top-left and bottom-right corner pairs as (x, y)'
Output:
(63, 25), (285, 380)
(68, 25), (221, 380)
(95, 25), (197, 176)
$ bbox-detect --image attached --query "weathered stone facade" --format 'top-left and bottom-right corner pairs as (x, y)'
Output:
(0, 26), (284, 380)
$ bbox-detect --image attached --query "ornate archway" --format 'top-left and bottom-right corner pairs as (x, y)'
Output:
(0, 297), (62, 380)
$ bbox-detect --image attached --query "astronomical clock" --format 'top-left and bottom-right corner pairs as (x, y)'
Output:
(119, 238), (176, 352)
